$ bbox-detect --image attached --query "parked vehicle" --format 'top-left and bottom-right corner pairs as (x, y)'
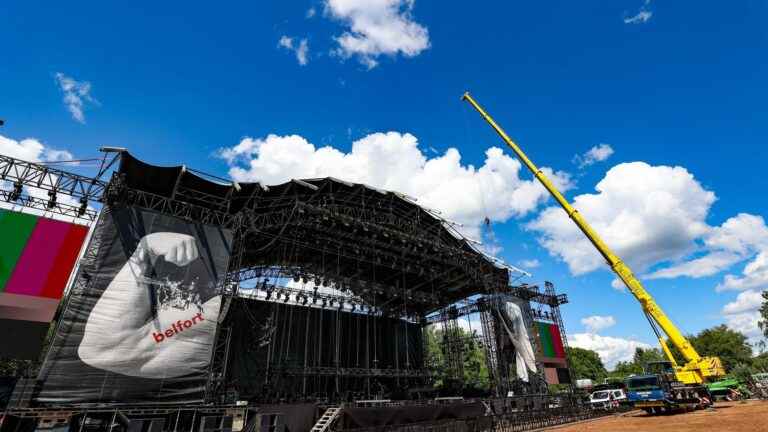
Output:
(626, 369), (710, 415)
(589, 388), (626, 409)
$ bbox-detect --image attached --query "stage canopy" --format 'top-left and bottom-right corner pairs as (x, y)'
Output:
(114, 152), (510, 315)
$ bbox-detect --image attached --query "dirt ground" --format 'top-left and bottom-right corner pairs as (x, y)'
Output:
(545, 400), (768, 432)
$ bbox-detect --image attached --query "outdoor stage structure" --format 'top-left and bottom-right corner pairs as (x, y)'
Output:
(0, 150), (590, 431)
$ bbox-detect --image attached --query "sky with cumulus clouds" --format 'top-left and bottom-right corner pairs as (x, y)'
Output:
(2, 0), (768, 367)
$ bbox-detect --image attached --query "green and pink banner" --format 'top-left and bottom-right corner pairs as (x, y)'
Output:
(536, 321), (566, 359)
(0, 209), (88, 300)
(0, 208), (89, 359)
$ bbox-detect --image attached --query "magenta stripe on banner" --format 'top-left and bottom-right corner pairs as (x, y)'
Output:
(5, 218), (71, 296)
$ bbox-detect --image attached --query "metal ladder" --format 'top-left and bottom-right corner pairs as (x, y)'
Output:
(310, 406), (342, 432)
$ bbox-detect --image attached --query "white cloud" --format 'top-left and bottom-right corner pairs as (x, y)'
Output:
(635, 213), (768, 289)
(624, 0), (653, 24)
(574, 144), (614, 168)
(278, 36), (293, 50)
(611, 278), (626, 291)
(306, 7), (317, 18)
(42, 149), (75, 163)
(54, 72), (97, 123)
(0, 135), (46, 162)
(722, 289), (765, 341)
(718, 251), (768, 293)
(518, 259), (540, 269)
(706, 214), (768, 254)
(723, 290), (763, 315)
(645, 213), (768, 291)
(581, 315), (617, 333)
(278, 36), (310, 66)
(218, 132), (571, 239)
(624, 10), (652, 24)
(648, 251), (742, 280)
(324, 0), (430, 69)
(0, 135), (74, 164)
(528, 162), (715, 275)
(570, 333), (651, 368)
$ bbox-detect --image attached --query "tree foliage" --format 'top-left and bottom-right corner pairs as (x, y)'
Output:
(423, 325), (489, 390)
(760, 290), (768, 340)
(665, 324), (752, 372)
(689, 325), (752, 371)
(568, 347), (607, 382)
(609, 348), (666, 378)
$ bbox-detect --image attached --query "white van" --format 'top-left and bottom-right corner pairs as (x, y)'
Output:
(589, 388), (627, 409)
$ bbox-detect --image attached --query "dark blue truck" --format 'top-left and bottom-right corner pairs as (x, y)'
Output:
(626, 364), (712, 415)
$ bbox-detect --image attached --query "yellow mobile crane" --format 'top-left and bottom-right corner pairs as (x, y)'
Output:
(462, 92), (725, 385)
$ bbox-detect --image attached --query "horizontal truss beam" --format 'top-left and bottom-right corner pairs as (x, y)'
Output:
(0, 154), (107, 201)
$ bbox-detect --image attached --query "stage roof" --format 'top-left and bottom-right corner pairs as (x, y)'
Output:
(117, 152), (510, 314)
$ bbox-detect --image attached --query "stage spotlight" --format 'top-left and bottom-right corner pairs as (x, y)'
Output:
(8, 181), (22, 202)
(47, 189), (57, 209)
(78, 197), (88, 216)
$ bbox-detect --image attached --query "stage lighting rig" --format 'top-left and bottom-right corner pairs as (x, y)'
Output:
(8, 181), (22, 202)
(78, 197), (88, 217)
(47, 189), (57, 209)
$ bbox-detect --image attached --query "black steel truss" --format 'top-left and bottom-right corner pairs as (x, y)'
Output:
(0, 150), (575, 407)
(0, 190), (99, 221)
(0, 154), (107, 201)
(104, 173), (243, 228)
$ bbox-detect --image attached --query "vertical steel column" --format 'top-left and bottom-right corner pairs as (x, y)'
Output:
(479, 301), (502, 397)
(545, 281), (575, 394)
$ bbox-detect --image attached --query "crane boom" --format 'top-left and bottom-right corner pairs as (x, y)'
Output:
(462, 92), (725, 384)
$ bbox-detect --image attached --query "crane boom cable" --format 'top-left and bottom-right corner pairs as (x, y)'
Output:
(460, 92), (723, 383)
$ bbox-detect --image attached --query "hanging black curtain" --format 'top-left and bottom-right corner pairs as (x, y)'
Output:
(226, 297), (424, 401)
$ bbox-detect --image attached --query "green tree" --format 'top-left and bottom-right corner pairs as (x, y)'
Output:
(569, 347), (607, 382)
(463, 331), (490, 390)
(633, 347), (666, 366)
(666, 325), (752, 372)
(689, 325), (752, 371)
(760, 290), (768, 340)
(423, 326), (489, 390)
(423, 326), (445, 385)
(610, 360), (641, 378)
(750, 352), (768, 373)
(608, 348), (665, 379)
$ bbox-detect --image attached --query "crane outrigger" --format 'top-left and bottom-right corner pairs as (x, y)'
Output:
(462, 92), (725, 385)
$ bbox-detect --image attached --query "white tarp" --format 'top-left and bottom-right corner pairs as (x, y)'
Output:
(497, 301), (537, 382)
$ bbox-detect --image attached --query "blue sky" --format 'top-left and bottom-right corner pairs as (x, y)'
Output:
(2, 0), (768, 367)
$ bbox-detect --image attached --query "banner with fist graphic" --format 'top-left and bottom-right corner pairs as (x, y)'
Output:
(36, 206), (232, 403)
